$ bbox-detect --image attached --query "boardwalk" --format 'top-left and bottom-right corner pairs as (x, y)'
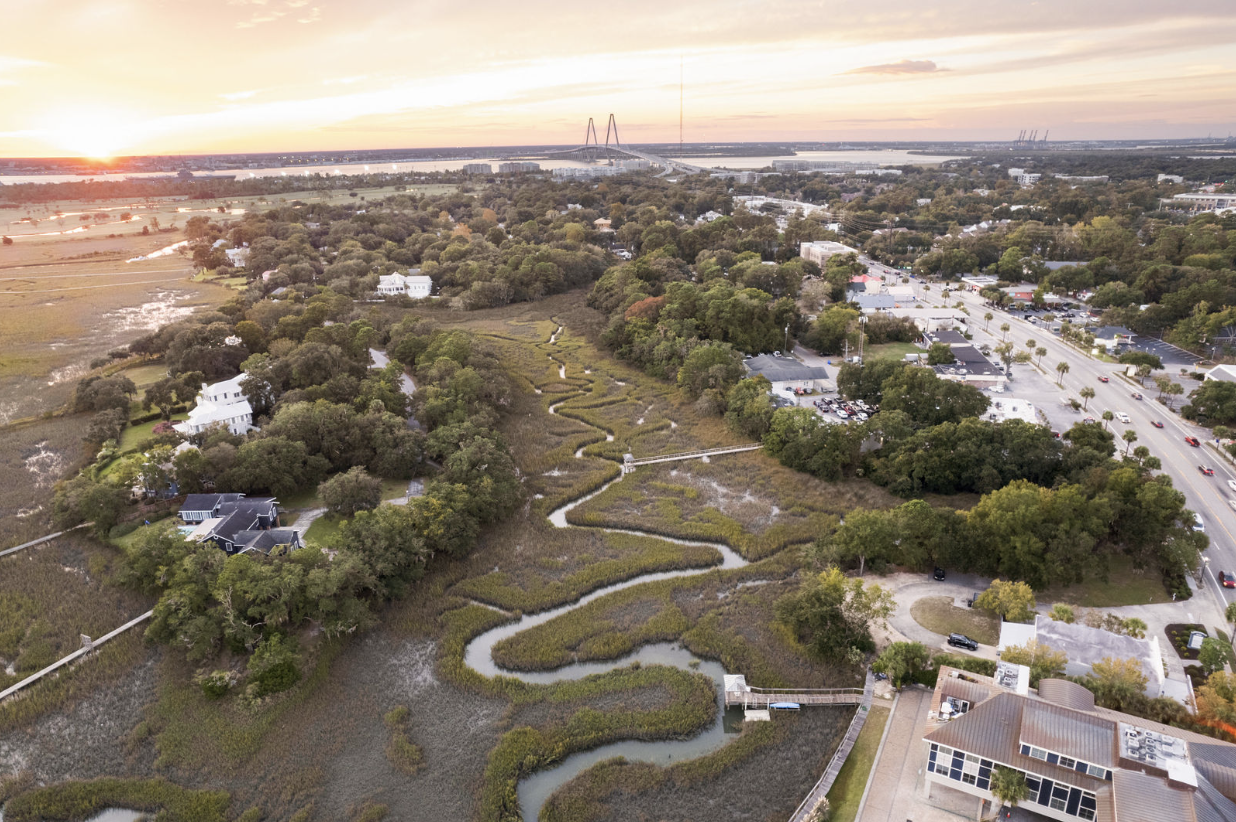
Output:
(623, 444), (762, 473)
(0, 610), (153, 702)
(787, 670), (877, 822)
(723, 675), (866, 708)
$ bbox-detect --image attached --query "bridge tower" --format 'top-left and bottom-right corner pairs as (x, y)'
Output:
(603, 114), (621, 164)
(582, 117), (600, 161)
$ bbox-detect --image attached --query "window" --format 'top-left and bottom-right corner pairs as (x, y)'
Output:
(1058, 756), (1076, 769)
(1086, 764), (1106, 779)
(1049, 786), (1069, 812)
(1078, 809), (1095, 821)
(1028, 746), (1048, 761)
(934, 760), (951, 776)
(937, 746), (954, 760)
(961, 772), (977, 786)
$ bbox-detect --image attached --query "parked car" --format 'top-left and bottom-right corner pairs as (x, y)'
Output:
(1152, 421), (1164, 428)
(948, 633), (979, 651)
(933, 567), (946, 581)
(1098, 376), (1110, 383)
(1186, 436), (1201, 447)
(1220, 571), (1236, 589)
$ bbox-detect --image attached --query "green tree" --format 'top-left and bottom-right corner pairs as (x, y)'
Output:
(809, 305), (860, 355)
(975, 579), (1037, 623)
(775, 567), (894, 661)
(984, 312), (993, 331)
(999, 322), (1010, 342)
(1122, 429), (1138, 456)
(1049, 603), (1075, 623)
(1089, 656), (1148, 699)
(1000, 640), (1068, 684)
(872, 641), (931, 687)
(822, 508), (898, 575)
(1079, 386), (1095, 411)
(990, 767), (1029, 809)
(1199, 637), (1227, 677)
(319, 467), (383, 517)
(1102, 410), (1114, 430)
(677, 342), (744, 399)
(1197, 671), (1236, 729)
(724, 377), (775, 439)
(1035, 346), (1046, 366)
(926, 342), (955, 365)
(51, 475), (129, 538)
(1055, 360), (1070, 386)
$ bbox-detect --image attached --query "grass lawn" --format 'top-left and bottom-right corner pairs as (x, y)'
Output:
(380, 477), (412, 500)
(278, 485), (323, 511)
(826, 704), (890, 822)
(1037, 557), (1172, 607)
(118, 413), (186, 451)
(910, 596), (1001, 646)
(863, 342), (920, 362)
(120, 363), (171, 389)
(303, 514), (344, 546)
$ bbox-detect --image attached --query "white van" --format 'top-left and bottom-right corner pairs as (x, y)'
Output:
(1194, 514), (1206, 533)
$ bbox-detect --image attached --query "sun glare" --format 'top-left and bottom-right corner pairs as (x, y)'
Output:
(39, 107), (142, 159)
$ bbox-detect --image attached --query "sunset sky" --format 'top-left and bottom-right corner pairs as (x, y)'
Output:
(2, 0), (1235, 157)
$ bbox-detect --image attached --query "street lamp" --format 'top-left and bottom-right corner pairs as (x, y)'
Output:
(784, 323), (790, 354)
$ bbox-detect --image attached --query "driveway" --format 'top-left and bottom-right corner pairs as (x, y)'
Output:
(878, 572), (1001, 660)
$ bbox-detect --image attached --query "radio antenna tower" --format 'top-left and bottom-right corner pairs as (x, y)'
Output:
(679, 55), (684, 158)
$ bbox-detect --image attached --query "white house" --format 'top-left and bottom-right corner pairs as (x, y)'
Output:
(799, 240), (859, 267)
(377, 271), (433, 299)
(173, 374), (255, 437)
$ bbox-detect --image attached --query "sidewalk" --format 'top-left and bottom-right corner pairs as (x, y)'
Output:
(858, 687), (981, 822)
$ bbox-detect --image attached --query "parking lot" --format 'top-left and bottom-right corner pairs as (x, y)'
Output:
(1128, 336), (1204, 369)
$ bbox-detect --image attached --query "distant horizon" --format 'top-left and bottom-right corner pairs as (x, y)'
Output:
(3, 0), (1234, 158)
(3, 135), (1235, 165)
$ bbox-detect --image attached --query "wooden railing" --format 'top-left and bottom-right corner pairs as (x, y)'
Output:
(786, 670), (876, 822)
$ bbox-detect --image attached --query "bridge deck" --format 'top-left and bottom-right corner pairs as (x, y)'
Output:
(725, 688), (865, 708)
(629, 444), (762, 467)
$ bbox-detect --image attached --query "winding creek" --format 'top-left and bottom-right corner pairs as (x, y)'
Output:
(462, 327), (771, 820)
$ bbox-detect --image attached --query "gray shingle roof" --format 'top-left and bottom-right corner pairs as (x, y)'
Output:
(744, 354), (829, 383)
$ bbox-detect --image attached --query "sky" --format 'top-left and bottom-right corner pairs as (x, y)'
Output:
(1, 0), (1235, 158)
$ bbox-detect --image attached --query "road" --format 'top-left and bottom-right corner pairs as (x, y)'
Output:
(901, 279), (1236, 624)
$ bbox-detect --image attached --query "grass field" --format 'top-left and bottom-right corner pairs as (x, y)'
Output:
(863, 342), (921, 362)
(910, 596), (1001, 646)
(826, 704), (890, 822)
(1036, 556), (1173, 607)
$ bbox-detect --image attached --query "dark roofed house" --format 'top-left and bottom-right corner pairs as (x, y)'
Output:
(922, 665), (1236, 822)
(179, 494), (296, 556)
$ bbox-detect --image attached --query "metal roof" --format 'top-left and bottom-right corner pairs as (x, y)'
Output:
(1112, 769), (1197, 822)
(1021, 699), (1115, 766)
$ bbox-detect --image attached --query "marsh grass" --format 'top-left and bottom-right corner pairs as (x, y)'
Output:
(0, 777), (230, 822)
(383, 705), (425, 775)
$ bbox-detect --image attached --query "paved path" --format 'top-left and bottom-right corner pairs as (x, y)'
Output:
(859, 687), (982, 822)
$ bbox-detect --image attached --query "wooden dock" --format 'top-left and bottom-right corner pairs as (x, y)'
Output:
(724, 682), (866, 709)
(786, 670), (877, 822)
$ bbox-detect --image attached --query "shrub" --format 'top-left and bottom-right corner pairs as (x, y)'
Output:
(198, 670), (236, 699)
(246, 634), (301, 698)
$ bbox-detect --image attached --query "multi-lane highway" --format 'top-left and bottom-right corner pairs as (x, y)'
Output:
(900, 276), (1236, 621)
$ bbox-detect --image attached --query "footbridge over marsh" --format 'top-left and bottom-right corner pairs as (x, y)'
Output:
(621, 444), (763, 474)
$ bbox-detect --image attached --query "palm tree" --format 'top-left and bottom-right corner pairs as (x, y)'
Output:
(1000, 323), (1010, 342)
(1035, 346), (1047, 366)
(1026, 338), (1036, 354)
(990, 766), (1030, 812)
(1166, 382), (1184, 409)
(1102, 410), (1114, 430)
(1122, 429), (1138, 456)
(1055, 360), (1070, 386)
(984, 312), (993, 331)
(1080, 386), (1095, 410)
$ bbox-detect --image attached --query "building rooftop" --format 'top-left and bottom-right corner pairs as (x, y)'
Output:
(744, 354), (829, 383)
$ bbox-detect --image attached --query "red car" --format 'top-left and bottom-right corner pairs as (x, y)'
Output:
(1098, 376), (1110, 383)
(1220, 572), (1236, 589)
(1152, 421), (1164, 428)
(1186, 436), (1201, 447)
(1200, 466), (1215, 476)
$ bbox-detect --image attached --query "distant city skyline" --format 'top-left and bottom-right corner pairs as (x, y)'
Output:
(2, 0), (1234, 158)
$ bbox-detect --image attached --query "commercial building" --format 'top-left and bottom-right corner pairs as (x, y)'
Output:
(173, 375), (255, 437)
(1157, 174), (1185, 185)
(853, 293), (895, 313)
(770, 160), (877, 173)
(799, 240), (859, 267)
(1204, 364), (1236, 384)
(1162, 192), (1236, 214)
(552, 166), (623, 179)
(984, 397), (1039, 424)
(497, 161), (540, 173)
(888, 308), (968, 333)
(923, 664), (1236, 822)
(743, 354), (830, 394)
(1091, 326), (1136, 352)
